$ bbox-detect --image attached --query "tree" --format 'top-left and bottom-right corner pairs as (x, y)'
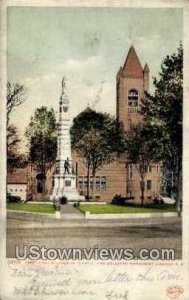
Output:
(70, 108), (126, 199)
(74, 128), (106, 198)
(26, 106), (57, 193)
(126, 124), (170, 206)
(7, 124), (27, 170)
(141, 44), (183, 210)
(7, 82), (27, 125)
(6, 82), (27, 170)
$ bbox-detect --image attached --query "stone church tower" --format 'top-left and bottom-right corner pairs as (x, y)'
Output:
(116, 46), (149, 131)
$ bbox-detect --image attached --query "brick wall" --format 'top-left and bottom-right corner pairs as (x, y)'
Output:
(72, 152), (160, 204)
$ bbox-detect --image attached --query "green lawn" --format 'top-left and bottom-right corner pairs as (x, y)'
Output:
(7, 203), (55, 214)
(78, 204), (176, 214)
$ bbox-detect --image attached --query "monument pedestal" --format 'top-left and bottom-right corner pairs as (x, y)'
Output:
(50, 173), (85, 202)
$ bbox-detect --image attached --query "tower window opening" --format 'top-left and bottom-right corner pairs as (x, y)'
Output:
(128, 89), (139, 112)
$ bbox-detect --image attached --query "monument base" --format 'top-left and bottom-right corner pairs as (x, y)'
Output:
(49, 173), (85, 202)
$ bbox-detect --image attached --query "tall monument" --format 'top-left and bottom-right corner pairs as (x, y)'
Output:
(49, 78), (83, 202)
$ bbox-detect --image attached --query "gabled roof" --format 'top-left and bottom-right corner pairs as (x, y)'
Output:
(122, 46), (143, 78)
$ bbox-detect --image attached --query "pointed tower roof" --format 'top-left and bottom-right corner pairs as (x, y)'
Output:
(122, 46), (143, 78)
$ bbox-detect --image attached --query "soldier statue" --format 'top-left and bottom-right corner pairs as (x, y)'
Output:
(64, 157), (71, 174)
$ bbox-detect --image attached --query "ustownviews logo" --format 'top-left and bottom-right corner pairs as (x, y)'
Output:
(15, 245), (175, 261)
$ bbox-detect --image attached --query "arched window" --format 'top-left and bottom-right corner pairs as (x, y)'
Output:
(128, 89), (138, 107)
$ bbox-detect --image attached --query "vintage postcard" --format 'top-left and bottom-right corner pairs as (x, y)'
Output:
(0, 0), (189, 299)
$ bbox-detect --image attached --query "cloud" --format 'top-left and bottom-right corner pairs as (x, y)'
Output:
(58, 56), (103, 74)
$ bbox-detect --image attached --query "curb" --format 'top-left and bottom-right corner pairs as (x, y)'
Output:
(7, 210), (180, 221)
(85, 212), (179, 219)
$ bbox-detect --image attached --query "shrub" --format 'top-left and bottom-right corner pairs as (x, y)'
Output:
(60, 196), (68, 205)
(7, 194), (21, 203)
(74, 201), (81, 208)
(111, 194), (125, 206)
(153, 197), (164, 205)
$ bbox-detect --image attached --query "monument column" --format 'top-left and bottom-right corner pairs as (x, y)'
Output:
(49, 78), (84, 202)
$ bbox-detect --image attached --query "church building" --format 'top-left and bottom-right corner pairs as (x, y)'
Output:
(7, 46), (160, 203)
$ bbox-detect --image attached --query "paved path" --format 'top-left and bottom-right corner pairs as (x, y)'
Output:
(60, 204), (84, 219)
(60, 204), (81, 214)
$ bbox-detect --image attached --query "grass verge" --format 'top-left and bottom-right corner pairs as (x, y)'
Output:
(78, 204), (176, 214)
(7, 203), (55, 214)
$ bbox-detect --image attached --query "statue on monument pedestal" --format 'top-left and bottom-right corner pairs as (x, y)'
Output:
(64, 157), (71, 174)
(62, 77), (66, 94)
(49, 78), (85, 202)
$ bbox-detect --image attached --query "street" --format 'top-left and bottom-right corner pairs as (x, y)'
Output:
(6, 217), (182, 259)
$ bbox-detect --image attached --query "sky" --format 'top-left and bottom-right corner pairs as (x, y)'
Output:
(7, 7), (183, 146)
